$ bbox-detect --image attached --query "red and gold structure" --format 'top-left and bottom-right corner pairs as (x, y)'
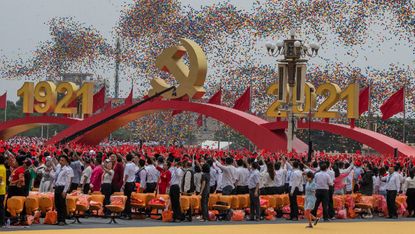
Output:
(0, 38), (413, 157)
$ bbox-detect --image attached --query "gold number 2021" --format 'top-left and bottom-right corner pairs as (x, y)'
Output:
(266, 82), (359, 119)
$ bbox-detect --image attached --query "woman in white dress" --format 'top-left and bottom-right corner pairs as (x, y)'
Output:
(39, 160), (55, 193)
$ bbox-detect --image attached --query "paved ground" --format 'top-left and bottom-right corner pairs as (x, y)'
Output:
(0, 218), (415, 234)
(3, 219), (415, 234)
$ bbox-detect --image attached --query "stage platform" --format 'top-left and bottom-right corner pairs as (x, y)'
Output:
(2, 218), (415, 234)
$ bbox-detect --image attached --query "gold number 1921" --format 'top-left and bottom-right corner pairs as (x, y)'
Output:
(17, 81), (94, 115)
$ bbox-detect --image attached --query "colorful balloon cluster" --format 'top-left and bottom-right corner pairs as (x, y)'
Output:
(0, 0), (414, 143)
(1, 17), (111, 79)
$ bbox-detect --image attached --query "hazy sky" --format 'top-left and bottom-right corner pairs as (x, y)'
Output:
(0, 0), (258, 101)
(0, 0), (254, 58)
(0, 0), (413, 101)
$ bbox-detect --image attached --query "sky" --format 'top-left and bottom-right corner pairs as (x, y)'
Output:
(0, 0), (413, 101)
(0, 0), (254, 58)
(0, 0), (257, 101)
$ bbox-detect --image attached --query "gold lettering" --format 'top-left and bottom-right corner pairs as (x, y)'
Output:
(266, 82), (358, 120)
(17, 82), (35, 114)
(340, 83), (359, 119)
(34, 81), (57, 114)
(55, 82), (79, 114)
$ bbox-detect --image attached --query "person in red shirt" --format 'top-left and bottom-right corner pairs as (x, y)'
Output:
(5, 156), (26, 220)
(111, 156), (124, 193)
(7, 156), (26, 198)
(90, 157), (103, 192)
(158, 161), (171, 194)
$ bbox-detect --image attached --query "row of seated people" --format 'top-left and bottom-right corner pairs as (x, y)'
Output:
(5, 191), (409, 224)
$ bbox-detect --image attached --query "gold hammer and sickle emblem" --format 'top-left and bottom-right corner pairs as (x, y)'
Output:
(148, 38), (207, 99)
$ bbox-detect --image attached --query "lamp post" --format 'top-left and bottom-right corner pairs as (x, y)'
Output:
(308, 87), (315, 162)
(266, 29), (319, 152)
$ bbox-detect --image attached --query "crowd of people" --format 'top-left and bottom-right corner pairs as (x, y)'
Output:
(1, 0), (414, 146)
(1, 138), (415, 228)
(0, 1), (414, 230)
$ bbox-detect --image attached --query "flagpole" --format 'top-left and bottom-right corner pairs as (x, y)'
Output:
(249, 76), (253, 152)
(131, 78), (134, 98)
(368, 80), (372, 131)
(249, 77), (253, 114)
(217, 80), (222, 150)
(106, 78), (112, 141)
(114, 38), (121, 99)
(4, 101), (7, 122)
(402, 82), (406, 143)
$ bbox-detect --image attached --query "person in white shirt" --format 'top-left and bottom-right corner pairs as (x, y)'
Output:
(123, 154), (137, 219)
(274, 161), (287, 194)
(312, 163), (333, 221)
(69, 153), (83, 193)
(137, 159), (147, 192)
(288, 161), (303, 221)
(216, 169), (224, 193)
(326, 161), (335, 219)
(169, 160), (184, 222)
(263, 162), (278, 195)
(39, 159), (55, 193)
(193, 164), (202, 195)
(378, 167), (388, 197)
(54, 155), (74, 226)
(144, 158), (160, 193)
(215, 157), (237, 195)
(285, 162), (292, 194)
(247, 162), (261, 221)
(372, 168), (381, 195)
(235, 159), (249, 194)
(53, 163), (62, 186)
(207, 159), (218, 193)
(403, 168), (415, 217)
(258, 159), (266, 173)
(343, 162), (354, 194)
(80, 158), (92, 194)
(101, 159), (114, 216)
(385, 165), (400, 219)
(259, 169), (266, 195)
(398, 169), (405, 191)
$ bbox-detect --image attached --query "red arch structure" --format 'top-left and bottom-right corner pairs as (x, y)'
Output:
(2, 100), (414, 157)
(262, 121), (415, 157)
(0, 116), (80, 141)
(46, 100), (307, 152)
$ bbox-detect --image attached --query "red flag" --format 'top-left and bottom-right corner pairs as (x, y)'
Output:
(172, 109), (182, 116)
(0, 92), (6, 110)
(124, 88), (133, 105)
(380, 87), (404, 120)
(207, 89), (222, 105)
(233, 87), (250, 112)
(196, 114), (203, 126)
(104, 100), (112, 110)
(93, 86), (106, 113)
(171, 96), (189, 116)
(197, 89), (222, 125)
(359, 86), (369, 116)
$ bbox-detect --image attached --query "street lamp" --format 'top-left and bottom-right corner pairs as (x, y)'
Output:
(308, 87), (315, 162)
(265, 30), (319, 152)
